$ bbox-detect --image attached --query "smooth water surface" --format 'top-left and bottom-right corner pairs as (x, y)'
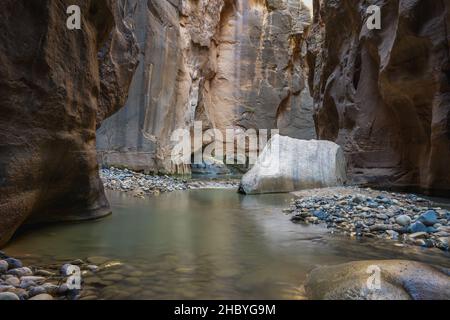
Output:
(6, 189), (450, 299)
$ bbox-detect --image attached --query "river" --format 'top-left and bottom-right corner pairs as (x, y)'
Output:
(5, 189), (450, 299)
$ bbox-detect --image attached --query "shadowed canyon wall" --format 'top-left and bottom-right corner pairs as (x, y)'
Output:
(96, 0), (316, 174)
(0, 0), (138, 247)
(307, 0), (450, 195)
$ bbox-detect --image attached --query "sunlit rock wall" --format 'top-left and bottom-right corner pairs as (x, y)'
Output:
(97, 0), (315, 174)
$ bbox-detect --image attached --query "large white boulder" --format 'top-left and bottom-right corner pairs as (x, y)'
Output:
(239, 135), (347, 194)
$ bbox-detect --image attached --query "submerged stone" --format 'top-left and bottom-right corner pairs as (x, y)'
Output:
(305, 260), (450, 300)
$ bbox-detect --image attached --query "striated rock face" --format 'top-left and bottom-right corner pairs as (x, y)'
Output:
(97, 0), (316, 174)
(0, 0), (138, 247)
(307, 0), (450, 195)
(239, 135), (346, 194)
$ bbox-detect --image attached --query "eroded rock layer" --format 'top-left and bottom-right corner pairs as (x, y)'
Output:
(0, 0), (138, 246)
(97, 0), (316, 174)
(307, 0), (450, 195)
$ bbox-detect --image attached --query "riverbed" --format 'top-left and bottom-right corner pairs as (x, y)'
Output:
(5, 189), (450, 300)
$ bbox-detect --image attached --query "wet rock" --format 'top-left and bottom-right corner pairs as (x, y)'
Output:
(100, 168), (190, 196)
(409, 232), (428, 240)
(418, 210), (439, 226)
(313, 210), (329, 220)
(0, 292), (20, 300)
(87, 265), (99, 273)
(305, 260), (450, 300)
(408, 221), (428, 234)
(61, 264), (77, 276)
(56, 284), (69, 295)
(6, 288), (28, 300)
(369, 225), (393, 232)
(0, 285), (14, 292)
(288, 187), (449, 250)
(396, 215), (412, 227)
(436, 237), (449, 251)
(28, 286), (47, 298)
(7, 267), (32, 277)
(5, 276), (20, 287)
(0, 260), (8, 273)
(42, 283), (59, 295)
(427, 227), (438, 233)
(385, 230), (399, 240)
(19, 279), (36, 290)
(5, 258), (22, 269)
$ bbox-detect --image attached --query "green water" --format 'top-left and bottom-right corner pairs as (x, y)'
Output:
(5, 189), (450, 299)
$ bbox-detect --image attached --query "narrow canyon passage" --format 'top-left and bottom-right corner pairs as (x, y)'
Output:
(0, 0), (449, 302)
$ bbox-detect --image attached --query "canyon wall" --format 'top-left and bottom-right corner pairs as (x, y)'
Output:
(97, 0), (315, 174)
(0, 0), (138, 247)
(307, 0), (450, 195)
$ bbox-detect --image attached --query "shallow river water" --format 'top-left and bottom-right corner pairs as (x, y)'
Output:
(5, 189), (450, 299)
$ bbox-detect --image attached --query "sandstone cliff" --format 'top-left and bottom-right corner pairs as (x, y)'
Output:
(307, 0), (450, 195)
(0, 0), (138, 247)
(97, 0), (316, 174)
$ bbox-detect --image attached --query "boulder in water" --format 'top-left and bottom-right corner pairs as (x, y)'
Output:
(239, 135), (347, 194)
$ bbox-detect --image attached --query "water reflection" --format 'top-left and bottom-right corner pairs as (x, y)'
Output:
(5, 189), (450, 299)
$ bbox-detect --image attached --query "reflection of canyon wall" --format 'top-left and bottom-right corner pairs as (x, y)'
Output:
(97, 0), (315, 174)
(0, 0), (138, 247)
(308, 0), (450, 195)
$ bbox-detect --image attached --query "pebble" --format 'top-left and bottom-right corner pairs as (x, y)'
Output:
(87, 265), (99, 272)
(28, 286), (47, 297)
(418, 210), (439, 226)
(409, 232), (428, 239)
(5, 277), (20, 287)
(0, 260), (8, 273)
(0, 292), (20, 300)
(100, 167), (239, 197)
(7, 288), (28, 299)
(61, 263), (77, 276)
(436, 237), (449, 250)
(385, 230), (399, 240)
(7, 267), (33, 277)
(289, 187), (449, 251)
(408, 221), (428, 233)
(20, 281), (37, 290)
(396, 215), (411, 226)
(5, 258), (22, 269)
